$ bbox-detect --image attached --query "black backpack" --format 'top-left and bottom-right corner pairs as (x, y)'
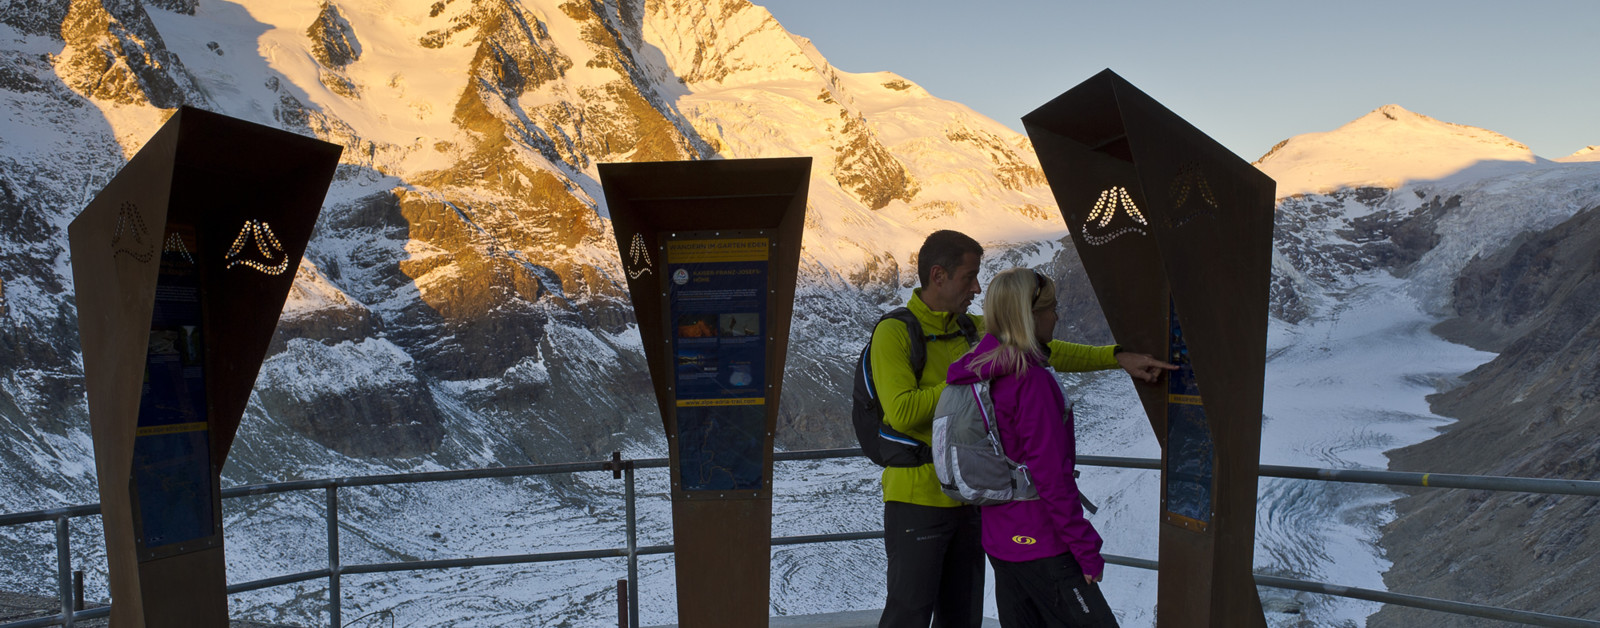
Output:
(851, 308), (978, 467)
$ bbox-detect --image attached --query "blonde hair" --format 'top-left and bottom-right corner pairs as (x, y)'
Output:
(967, 267), (1055, 376)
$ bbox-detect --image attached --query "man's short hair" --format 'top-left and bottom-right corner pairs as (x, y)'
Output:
(917, 230), (983, 287)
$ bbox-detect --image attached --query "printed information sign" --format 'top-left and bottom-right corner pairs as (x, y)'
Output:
(132, 226), (216, 553)
(1163, 300), (1214, 529)
(667, 237), (769, 491)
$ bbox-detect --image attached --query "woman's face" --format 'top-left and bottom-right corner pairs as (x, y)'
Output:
(1031, 303), (1058, 345)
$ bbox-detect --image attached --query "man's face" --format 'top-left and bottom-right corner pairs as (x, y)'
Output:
(928, 252), (982, 313)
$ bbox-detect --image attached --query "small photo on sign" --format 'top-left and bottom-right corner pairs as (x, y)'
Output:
(727, 364), (754, 387)
(675, 348), (714, 369)
(719, 313), (759, 337)
(148, 330), (182, 356)
(675, 314), (717, 338)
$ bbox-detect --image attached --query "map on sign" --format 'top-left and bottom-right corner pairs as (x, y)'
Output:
(675, 403), (766, 491)
(1164, 300), (1214, 528)
(667, 236), (769, 491)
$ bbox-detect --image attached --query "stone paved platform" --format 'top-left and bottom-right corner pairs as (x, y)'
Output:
(0, 591), (299, 627)
(6, 591), (1003, 627)
(647, 609), (1001, 628)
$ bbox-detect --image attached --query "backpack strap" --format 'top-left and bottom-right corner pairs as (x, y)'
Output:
(954, 312), (979, 346)
(867, 308), (934, 466)
(921, 312), (979, 344)
(881, 308), (928, 380)
(882, 309), (976, 378)
(971, 381), (996, 436)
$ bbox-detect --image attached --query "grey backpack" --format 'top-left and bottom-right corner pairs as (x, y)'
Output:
(931, 381), (1039, 506)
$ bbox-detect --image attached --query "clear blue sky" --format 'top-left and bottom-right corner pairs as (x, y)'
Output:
(759, 0), (1600, 161)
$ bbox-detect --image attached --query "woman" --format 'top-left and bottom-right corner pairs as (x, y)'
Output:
(946, 267), (1120, 628)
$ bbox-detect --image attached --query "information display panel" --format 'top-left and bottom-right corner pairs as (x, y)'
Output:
(131, 225), (219, 558)
(1163, 301), (1214, 531)
(666, 235), (770, 491)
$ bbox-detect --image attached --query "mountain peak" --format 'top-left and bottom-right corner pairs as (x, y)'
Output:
(1371, 103), (1415, 119)
(1557, 145), (1600, 163)
(1256, 104), (1536, 197)
(1353, 104), (1526, 149)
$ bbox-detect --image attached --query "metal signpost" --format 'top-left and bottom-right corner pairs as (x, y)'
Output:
(68, 107), (341, 627)
(599, 157), (810, 628)
(1023, 70), (1276, 627)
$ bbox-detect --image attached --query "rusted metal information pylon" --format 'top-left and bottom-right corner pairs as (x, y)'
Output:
(1024, 70), (1275, 627)
(69, 107), (341, 626)
(599, 157), (810, 627)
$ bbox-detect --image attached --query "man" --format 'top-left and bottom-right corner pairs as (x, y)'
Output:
(872, 230), (1173, 628)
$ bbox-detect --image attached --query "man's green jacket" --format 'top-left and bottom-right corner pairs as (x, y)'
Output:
(870, 289), (1119, 507)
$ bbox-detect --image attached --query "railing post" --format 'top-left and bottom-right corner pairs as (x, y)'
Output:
(616, 578), (627, 628)
(327, 485), (341, 628)
(625, 464), (639, 628)
(55, 516), (74, 628)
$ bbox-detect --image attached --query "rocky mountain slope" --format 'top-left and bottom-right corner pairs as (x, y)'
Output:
(0, 0), (1067, 505)
(1373, 203), (1600, 626)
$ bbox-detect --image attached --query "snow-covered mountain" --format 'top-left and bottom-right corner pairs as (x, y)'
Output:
(1257, 104), (1600, 313)
(0, 0), (1064, 484)
(1256, 104), (1541, 198)
(3, 1), (1600, 626)
(1558, 144), (1600, 162)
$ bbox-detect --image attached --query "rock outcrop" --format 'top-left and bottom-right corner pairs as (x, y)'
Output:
(307, 2), (361, 69)
(832, 110), (918, 210)
(1, 0), (72, 37)
(255, 338), (445, 458)
(56, 0), (204, 107)
(307, 1), (361, 96)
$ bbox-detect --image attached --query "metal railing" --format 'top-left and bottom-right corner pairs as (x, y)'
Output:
(2, 448), (1597, 628)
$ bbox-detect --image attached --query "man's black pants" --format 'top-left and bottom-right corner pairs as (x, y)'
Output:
(878, 501), (984, 628)
(989, 552), (1118, 628)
